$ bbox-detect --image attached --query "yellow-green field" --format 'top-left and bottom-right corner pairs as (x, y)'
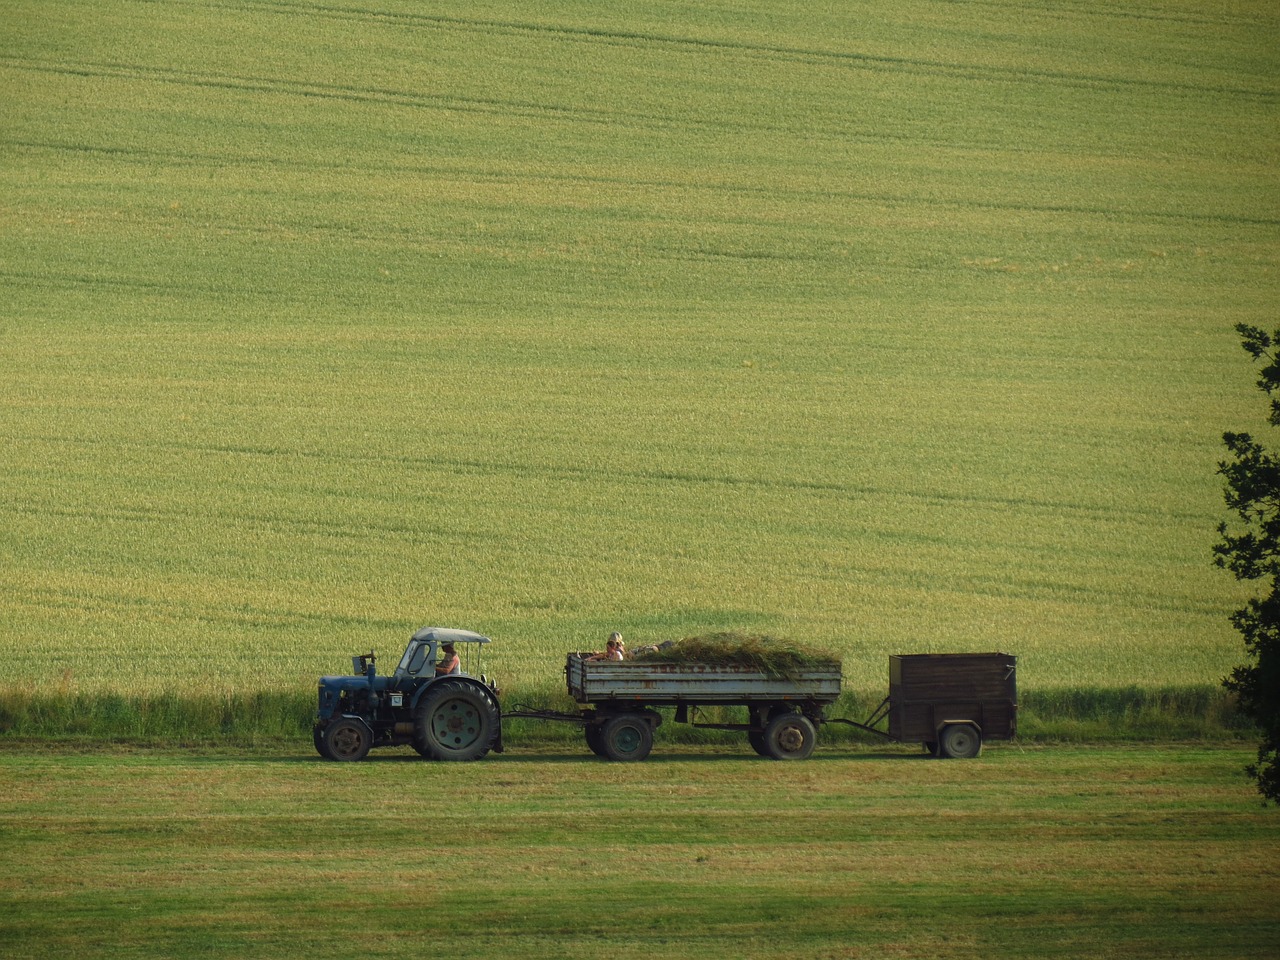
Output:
(2, 1), (1278, 715)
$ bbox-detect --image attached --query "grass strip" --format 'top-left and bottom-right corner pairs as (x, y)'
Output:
(0, 743), (1275, 959)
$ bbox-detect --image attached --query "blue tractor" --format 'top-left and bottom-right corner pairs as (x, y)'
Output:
(313, 626), (502, 762)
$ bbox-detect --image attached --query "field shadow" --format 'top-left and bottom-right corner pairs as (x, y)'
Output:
(449, 750), (935, 765)
(209, 747), (939, 766)
(174, 741), (940, 765)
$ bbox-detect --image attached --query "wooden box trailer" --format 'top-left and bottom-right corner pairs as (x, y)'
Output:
(869, 652), (1018, 757)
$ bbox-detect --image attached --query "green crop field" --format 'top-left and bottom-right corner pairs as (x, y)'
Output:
(2, 1), (1279, 731)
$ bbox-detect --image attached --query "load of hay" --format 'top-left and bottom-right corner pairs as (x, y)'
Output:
(632, 631), (840, 680)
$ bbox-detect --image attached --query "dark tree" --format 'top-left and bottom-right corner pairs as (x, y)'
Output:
(1215, 323), (1280, 803)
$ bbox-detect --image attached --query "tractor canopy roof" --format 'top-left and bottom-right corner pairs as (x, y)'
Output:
(411, 626), (491, 645)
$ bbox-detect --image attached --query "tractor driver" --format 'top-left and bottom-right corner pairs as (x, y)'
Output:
(435, 643), (461, 676)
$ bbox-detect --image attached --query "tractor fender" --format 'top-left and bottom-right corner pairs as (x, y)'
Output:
(409, 675), (502, 714)
(333, 713), (376, 737)
(935, 719), (981, 736)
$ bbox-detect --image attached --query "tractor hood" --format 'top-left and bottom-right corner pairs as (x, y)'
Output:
(319, 675), (378, 692)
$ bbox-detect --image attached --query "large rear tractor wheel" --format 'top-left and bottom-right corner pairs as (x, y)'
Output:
(939, 724), (982, 759)
(414, 680), (500, 761)
(324, 718), (372, 762)
(762, 712), (817, 761)
(600, 714), (654, 762)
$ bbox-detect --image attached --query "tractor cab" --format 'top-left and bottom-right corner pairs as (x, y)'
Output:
(316, 627), (492, 721)
(391, 626), (491, 685)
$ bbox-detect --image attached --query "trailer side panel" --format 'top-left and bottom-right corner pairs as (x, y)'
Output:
(566, 656), (841, 707)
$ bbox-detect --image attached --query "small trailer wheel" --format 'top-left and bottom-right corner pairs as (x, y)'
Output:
(762, 712), (816, 761)
(939, 723), (982, 759)
(600, 715), (654, 762)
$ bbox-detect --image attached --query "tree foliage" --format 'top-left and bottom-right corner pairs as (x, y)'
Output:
(1216, 323), (1280, 803)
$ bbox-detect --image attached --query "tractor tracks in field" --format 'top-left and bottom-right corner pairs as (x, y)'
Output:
(6, 136), (1278, 233)
(0, 54), (611, 127)
(2, 0), (1275, 142)
(2, 429), (1212, 530)
(7, 573), (411, 632)
(4, 494), (490, 548)
(213, 0), (1278, 102)
(0, 50), (1137, 154)
(0, 435), (1227, 621)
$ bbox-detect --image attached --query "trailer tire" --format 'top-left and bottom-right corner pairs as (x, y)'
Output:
(324, 718), (372, 762)
(750, 705), (796, 757)
(939, 723), (982, 759)
(762, 712), (816, 761)
(414, 680), (500, 761)
(584, 724), (607, 757)
(600, 714), (653, 762)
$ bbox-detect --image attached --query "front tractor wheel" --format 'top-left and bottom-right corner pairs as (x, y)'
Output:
(762, 712), (816, 761)
(313, 724), (332, 760)
(414, 680), (500, 761)
(324, 718), (372, 762)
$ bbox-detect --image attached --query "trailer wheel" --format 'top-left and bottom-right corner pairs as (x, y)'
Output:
(762, 712), (816, 761)
(939, 723), (982, 759)
(325, 718), (372, 762)
(414, 680), (500, 761)
(750, 705), (795, 757)
(584, 724), (607, 757)
(600, 714), (653, 762)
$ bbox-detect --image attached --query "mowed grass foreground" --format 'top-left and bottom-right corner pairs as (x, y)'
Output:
(1, 743), (1277, 959)
(3, 1), (1280, 725)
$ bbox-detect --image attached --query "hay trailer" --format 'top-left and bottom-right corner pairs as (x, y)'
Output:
(555, 653), (845, 761)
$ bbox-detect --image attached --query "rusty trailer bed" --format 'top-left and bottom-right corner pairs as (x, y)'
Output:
(565, 655), (842, 707)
